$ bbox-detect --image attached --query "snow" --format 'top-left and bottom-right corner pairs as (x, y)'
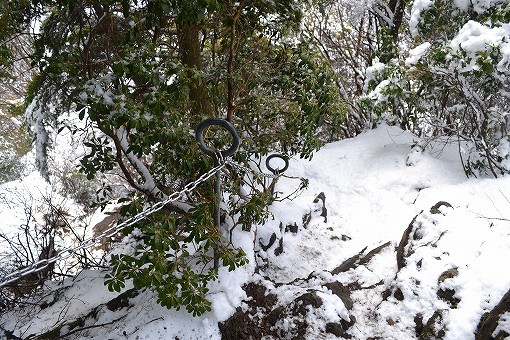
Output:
(447, 18), (510, 74)
(455, 0), (499, 14)
(454, 0), (471, 11)
(496, 312), (510, 337)
(364, 58), (386, 87)
(2, 123), (510, 338)
(409, 0), (506, 37)
(405, 42), (431, 66)
(453, 0), (505, 14)
(8, 117), (21, 128)
(0, 171), (56, 248)
(409, 0), (433, 37)
(451, 21), (510, 54)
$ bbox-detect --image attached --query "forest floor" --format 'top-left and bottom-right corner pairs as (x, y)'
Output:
(1, 123), (510, 339)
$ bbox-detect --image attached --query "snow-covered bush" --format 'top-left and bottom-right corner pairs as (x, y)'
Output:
(360, 0), (510, 177)
(0, 107), (31, 183)
(1, 0), (343, 315)
(0, 149), (24, 184)
(0, 183), (96, 311)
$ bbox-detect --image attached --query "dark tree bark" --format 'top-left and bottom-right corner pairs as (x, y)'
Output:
(371, 0), (408, 62)
(177, 21), (213, 118)
(388, 0), (407, 39)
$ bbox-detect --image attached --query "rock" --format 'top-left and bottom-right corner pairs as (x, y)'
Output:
(331, 247), (367, 275)
(285, 223), (299, 233)
(396, 214), (419, 270)
(394, 288), (404, 301)
(106, 288), (138, 311)
(381, 286), (406, 302)
(396, 202), (451, 271)
(274, 238), (283, 256)
(418, 309), (447, 339)
(265, 305), (285, 328)
(437, 268), (460, 308)
(475, 286), (510, 340)
(325, 319), (355, 339)
(341, 234), (352, 241)
(259, 232), (277, 251)
(223, 281), (354, 340)
(303, 192), (327, 228)
(415, 313), (424, 336)
(331, 242), (390, 275)
(326, 322), (348, 337)
(219, 307), (264, 340)
(269, 291), (323, 339)
(396, 203), (454, 273)
(382, 288), (392, 301)
(219, 283), (279, 339)
(430, 201), (452, 215)
(359, 241), (392, 266)
(244, 283), (278, 310)
(436, 288), (460, 309)
(324, 281), (353, 310)
(258, 228), (283, 256)
(293, 291), (323, 312)
(313, 192), (327, 222)
(415, 309), (447, 340)
(302, 212), (312, 229)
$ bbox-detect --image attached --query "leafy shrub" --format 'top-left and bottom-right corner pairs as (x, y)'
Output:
(0, 104), (31, 183)
(7, 0), (343, 315)
(359, 0), (510, 177)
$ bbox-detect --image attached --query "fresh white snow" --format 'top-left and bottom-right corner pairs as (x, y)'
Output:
(1, 123), (510, 339)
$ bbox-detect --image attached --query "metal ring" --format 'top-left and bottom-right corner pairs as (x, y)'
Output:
(266, 154), (289, 175)
(196, 118), (241, 158)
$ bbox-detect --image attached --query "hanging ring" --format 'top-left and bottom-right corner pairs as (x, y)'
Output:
(196, 118), (241, 159)
(266, 154), (289, 175)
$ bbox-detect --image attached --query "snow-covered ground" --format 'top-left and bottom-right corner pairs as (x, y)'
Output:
(1, 123), (510, 339)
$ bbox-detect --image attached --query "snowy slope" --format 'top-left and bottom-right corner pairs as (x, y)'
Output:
(1, 123), (510, 339)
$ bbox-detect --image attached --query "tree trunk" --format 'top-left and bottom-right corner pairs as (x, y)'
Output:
(177, 21), (213, 118)
(388, 0), (407, 39)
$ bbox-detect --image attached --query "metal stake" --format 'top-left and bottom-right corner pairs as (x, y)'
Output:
(213, 153), (222, 268)
(196, 118), (241, 269)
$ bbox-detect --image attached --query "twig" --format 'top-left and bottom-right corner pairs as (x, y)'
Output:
(55, 313), (129, 339)
(127, 317), (164, 337)
(475, 216), (510, 222)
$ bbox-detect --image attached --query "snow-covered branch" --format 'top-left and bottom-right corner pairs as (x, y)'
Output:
(114, 126), (192, 212)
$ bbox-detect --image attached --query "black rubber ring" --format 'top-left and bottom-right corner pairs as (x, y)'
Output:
(196, 118), (241, 158)
(266, 154), (289, 174)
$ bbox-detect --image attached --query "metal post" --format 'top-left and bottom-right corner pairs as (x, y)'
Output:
(196, 118), (241, 270)
(265, 154), (289, 195)
(213, 155), (221, 269)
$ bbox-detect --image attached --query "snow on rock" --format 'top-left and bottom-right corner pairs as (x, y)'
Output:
(2, 123), (510, 339)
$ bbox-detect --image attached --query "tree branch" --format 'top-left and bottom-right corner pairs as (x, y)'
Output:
(110, 126), (193, 212)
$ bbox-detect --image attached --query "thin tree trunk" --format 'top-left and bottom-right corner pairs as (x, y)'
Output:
(177, 21), (213, 117)
(388, 0), (407, 39)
